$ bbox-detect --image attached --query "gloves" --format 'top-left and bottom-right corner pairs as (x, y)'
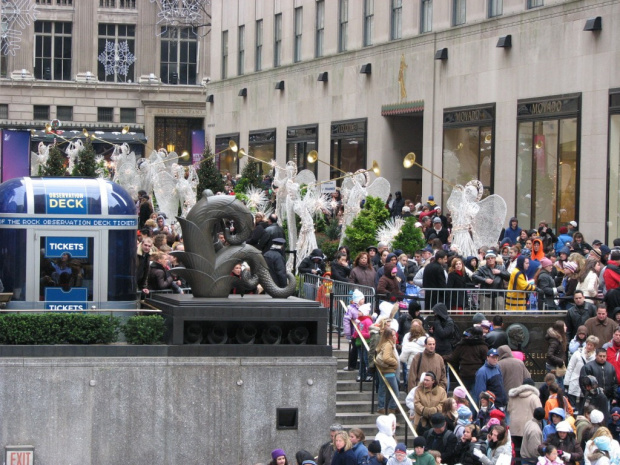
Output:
(473, 448), (484, 458)
(562, 452), (571, 461)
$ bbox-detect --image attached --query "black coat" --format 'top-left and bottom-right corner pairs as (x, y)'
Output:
(432, 303), (456, 356)
(264, 248), (288, 288)
(246, 220), (268, 246)
(423, 261), (447, 309)
(298, 250), (326, 275)
(331, 260), (351, 282)
(485, 329), (509, 349)
(446, 271), (472, 309)
(565, 303), (597, 340)
(580, 360), (618, 400)
(257, 222), (285, 252)
(444, 336), (488, 379)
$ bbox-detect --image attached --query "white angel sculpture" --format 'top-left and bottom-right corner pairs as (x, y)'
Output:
(65, 139), (84, 174)
(112, 143), (142, 200)
(446, 180), (507, 257)
(293, 185), (329, 271)
(177, 164), (198, 219)
(339, 170), (391, 246)
(31, 142), (49, 175)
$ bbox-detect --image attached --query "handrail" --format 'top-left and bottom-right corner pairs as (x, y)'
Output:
(446, 363), (479, 412)
(350, 316), (417, 438)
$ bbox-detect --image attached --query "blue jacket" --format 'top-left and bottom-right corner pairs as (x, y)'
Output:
(473, 361), (507, 408)
(503, 221), (522, 244)
(351, 442), (369, 465)
(555, 234), (573, 253)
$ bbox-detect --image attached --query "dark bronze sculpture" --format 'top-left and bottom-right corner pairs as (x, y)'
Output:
(170, 193), (296, 298)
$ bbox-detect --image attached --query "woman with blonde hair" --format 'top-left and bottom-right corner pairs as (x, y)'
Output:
(399, 320), (427, 370)
(577, 259), (602, 303)
(331, 430), (357, 465)
(584, 427), (620, 465)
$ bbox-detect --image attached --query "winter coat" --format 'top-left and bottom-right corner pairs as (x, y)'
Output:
(473, 361), (507, 408)
(349, 265), (376, 289)
(408, 350), (447, 392)
(331, 260), (351, 283)
(413, 383), (448, 429)
(585, 316), (618, 349)
(331, 447), (357, 465)
(264, 247), (289, 288)
(377, 265), (403, 299)
(423, 261), (447, 309)
(580, 359), (618, 399)
(399, 333), (426, 367)
(584, 437), (620, 465)
(503, 219), (522, 244)
(546, 327), (567, 369)
(444, 336), (488, 380)
(454, 440), (487, 465)
(544, 395), (574, 419)
(607, 342), (620, 384)
(350, 442), (369, 465)
(342, 303), (361, 340)
(317, 440), (335, 465)
(521, 419), (544, 460)
(298, 249), (326, 275)
(410, 452), (436, 465)
(432, 304), (455, 356)
(447, 270), (472, 309)
(485, 330), (509, 350)
(147, 261), (176, 291)
(604, 261), (620, 291)
(257, 222), (285, 252)
(472, 265), (510, 290)
(577, 270), (600, 303)
(376, 339), (399, 374)
(507, 384), (542, 437)
(424, 428), (458, 465)
(354, 315), (373, 342)
(537, 269), (558, 309)
(498, 345), (531, 393)
(506, 264), (536, 310)
(566, 346), (596, 397)
(246, 220), (268, 246)
(477, 440), (512, 465)
(540, 432), (583, 465)
(375, 414), (397, 458)
(566, 304), (597, 341)
(586, 450), (610, 465)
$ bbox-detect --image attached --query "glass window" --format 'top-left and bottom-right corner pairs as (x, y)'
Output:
(34, 105), (50, 120)
(274, 13), (282, 67)
(528, 0), (543, 8)
(421, 0), (432, 33)
(294, 7), (302, 63)
(57, 106), (73, 121)
(453, 0), (466, 26)
(316, 0), (324, 57)
(287, 126), (318, 178)
(330, 120), (367, 183)
(391, 0), (402, 40)
(98, 107), (114, 122)
(0, 104), (7, 119)
(215, 133), (240, 175)
(34, 21), (72, 81)
(221, 30), (228, 79)
(488, 0), (502, 17)
(97, 23), (136, 83)
(609, 112), (620, 240)
(160, 27), (198, 85)
(0, 229), (26, 301)
(516, 95), (580, 231)
(363, 0), (373, 46)
(442, 105), (495, 206)
(338, 0), (348, 53)
(0, 39), (7, 77)
(255, 19), (263, 71)
(155, 117), (204, 164)
(249, 130), (276, 176)
(108, 230), (137, 301)
(238, 26), (244, 76)
(120, 108), (136, 123)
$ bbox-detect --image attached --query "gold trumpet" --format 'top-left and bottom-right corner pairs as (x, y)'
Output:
(306, 150), (347, 174)
(312, 161), (381, 187)
(403, 152), (454, 187)
(237, 147), (271, 165)
(195, 139), (240, 166)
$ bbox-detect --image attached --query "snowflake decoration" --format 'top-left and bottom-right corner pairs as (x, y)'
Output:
(150, 0), (207, 35)
(1, 0), (38, 56)
(98, 40), (136, 78)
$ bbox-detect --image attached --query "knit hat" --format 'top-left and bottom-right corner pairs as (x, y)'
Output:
(534, 407), (546, 421)
(487, 418), (501, 428)
(559, 226), (568, 234)
(271, 449), (286, 460)
(472, 312), (486, 325)
(577, 325), (588, 336)
(481, 320), (492, 329)
(453, 386), (468, 399)
(413, 437), (427, 449)
(458, 406), (472, 421)
(480, 391), (496, 403)
(594, 436), (611, 452)
(612, 407), (620, 417)
(564, 261), (578, 273)
(540, 257), (553, 267)
(590, 409), (605, 424)
(368, 440), (382, 454)
(489, 409), (506, 421)
(395, 443), (407, 453)
(555, 421), (572, 433)
(351, 289), (364, 304)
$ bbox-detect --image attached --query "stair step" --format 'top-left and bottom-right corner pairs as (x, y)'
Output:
(337, 391), (374, 401)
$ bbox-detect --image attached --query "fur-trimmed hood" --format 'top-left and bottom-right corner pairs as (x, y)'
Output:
(508, 384), (540, 399)
(546, 327), (562, 341)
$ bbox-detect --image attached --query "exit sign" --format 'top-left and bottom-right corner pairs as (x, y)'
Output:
(5, 446), (34, 465)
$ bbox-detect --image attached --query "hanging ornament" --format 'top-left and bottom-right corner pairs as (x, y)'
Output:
(98, 40), (136, 78)
(1, 0), (38, 56)
(150, 0), (207, 35)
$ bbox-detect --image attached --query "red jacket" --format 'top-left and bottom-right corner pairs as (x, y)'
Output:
(353, 315), (373, 340)
(604, 261), (620, 291)
(607, 342), (620, 383)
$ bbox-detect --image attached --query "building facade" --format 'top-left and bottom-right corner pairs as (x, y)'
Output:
(206, 0), (620, 242)
(0, 0), (211, 162)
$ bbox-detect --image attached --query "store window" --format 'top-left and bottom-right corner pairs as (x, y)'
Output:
(34, 21), (72, 81)
(442, 104), (495, 206)
(330, 119), (367, 182)
(249, 129), (276, 176)
(286, 125), (318, 178)
(215, 133), (240, 176)
(160, 27), (197, 85)
(607, 90), (620, 241)
(154, 117), (204, 164)
(516, 94), (580, 231)
(98, 23), (135, 83)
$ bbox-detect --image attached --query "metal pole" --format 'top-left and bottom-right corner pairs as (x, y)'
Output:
(329, 292), (334, 347)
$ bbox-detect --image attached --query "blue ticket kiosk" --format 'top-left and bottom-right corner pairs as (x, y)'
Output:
(0, 177), (138, 310)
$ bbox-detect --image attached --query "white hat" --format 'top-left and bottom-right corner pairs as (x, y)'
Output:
(351, 289), (364, 304)
(555, 421), (572, 433)
(569, 221), (578, 228)
(358, 303), (372, 316)
(590, 409), (605, 424)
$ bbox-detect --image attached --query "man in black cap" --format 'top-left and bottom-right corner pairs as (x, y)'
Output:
(424, 413), (457, 465)
(263, 237), (288, 288)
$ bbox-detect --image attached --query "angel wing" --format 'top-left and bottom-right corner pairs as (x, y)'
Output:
(294, 169), (316, 187)
(471, 194), (507, 251)
(366, 177), (391, 202)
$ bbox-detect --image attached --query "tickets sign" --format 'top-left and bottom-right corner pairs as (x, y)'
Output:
(45, 237), (88, 258)
(44, 287), (88, 311)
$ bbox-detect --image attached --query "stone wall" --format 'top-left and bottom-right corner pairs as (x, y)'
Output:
(0, 356), (337, 465)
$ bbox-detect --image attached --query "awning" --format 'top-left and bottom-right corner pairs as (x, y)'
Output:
(30, 130), (147, 144)
(381, 100), (424, 116)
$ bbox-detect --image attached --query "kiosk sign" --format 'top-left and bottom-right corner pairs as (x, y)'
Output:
(45, 237), (89, 258)
(45, 186), (88, 215)
(45, 288), (88, 311)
